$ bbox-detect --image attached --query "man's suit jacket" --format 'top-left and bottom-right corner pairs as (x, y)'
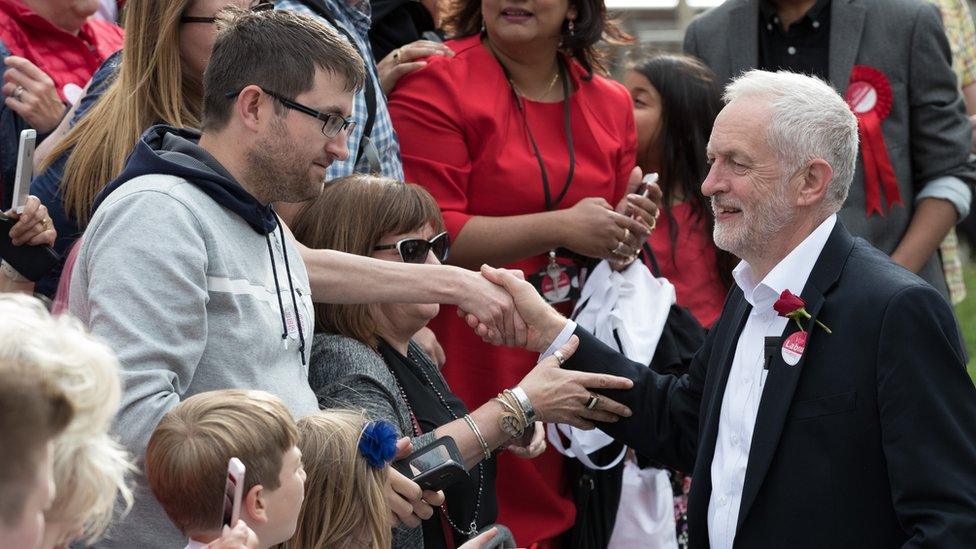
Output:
(564, 222), (976, 548)
(684, 0), (976, 297)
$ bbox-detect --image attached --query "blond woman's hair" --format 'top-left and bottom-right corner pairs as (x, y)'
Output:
(43, 0), (200, 227)
(289, 175), (446, 347)
(282, 410), (391, 549)
(146, 389), (299, 536)
(0, 294), (132, 543)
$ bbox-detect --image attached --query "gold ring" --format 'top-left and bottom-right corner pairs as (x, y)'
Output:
(43, 218), (52, 229)
(585, 395), (600, 410)
(392, 49), (401, 64)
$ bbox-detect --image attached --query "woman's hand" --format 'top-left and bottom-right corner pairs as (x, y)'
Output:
(2, 56), (65, 133)
(377, 40), (454, 95)
(517, 336), (633, 430)
(5, 195), (55, 247)
(507, 421), (546, 459)
(387, 438), (446, 528)
(202, 520), (259, 549)
(557, 197), (649, 263)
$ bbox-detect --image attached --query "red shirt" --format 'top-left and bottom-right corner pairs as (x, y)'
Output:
(648, 201), (728, 327)
(0, 0), (123, 102)
(389, 34), (636, 547)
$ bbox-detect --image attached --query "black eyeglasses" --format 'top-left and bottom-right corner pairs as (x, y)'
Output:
(181, 1), (274, 24)
(373, 232), (450, 264)
(224, 88), (356, 138)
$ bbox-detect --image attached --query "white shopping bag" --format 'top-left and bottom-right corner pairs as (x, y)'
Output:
(607, 460), (678, 549)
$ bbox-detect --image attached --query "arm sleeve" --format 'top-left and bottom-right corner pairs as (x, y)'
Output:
(387, 64), (473, 239)
(78, 189), (209, 458)
(907, 3), (976, 190)
(875, 285), (976, 547)
(561, 324), (714, 473)
(614, 89), (638, 202)
(309, 342), (437, 450)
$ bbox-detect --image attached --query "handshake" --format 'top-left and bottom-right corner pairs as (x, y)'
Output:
(457, 264), (636, 432)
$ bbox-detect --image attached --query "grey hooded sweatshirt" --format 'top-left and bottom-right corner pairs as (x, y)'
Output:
(69, 125), (319, 547)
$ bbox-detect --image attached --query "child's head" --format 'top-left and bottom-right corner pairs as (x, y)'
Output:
(0, 366), (73, 549)
(146, 389), (305, 547)
(284, 410), (394, 549)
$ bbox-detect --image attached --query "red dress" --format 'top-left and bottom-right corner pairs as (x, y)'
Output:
(647, 201), (727, 327)
(389, 35), (636, 547)
(0, 0), (123, 102)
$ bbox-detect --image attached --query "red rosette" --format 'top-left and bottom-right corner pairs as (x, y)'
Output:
(844, 65), (902, 217)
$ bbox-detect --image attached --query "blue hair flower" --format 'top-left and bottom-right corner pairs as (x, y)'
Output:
(358, 420), (398, 469)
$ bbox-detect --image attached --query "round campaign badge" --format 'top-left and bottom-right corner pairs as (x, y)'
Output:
(541, 268), (571, 303)
(781, 331), (807, 366)
(845, 81), (877, 114)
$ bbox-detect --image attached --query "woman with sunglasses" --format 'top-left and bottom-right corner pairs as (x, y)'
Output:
(290, 174), (634, 549)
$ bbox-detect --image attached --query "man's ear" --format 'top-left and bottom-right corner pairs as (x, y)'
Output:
(235, 85), (269, 133)
(241, 483), (268, 525)
(795, 159), (833, 208)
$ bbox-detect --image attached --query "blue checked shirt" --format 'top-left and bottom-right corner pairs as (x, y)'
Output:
(276, 0), (404, 181)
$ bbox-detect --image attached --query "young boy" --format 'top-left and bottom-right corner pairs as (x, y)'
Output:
(145, 389), (306, 548)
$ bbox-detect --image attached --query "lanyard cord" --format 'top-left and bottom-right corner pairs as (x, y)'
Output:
(489, 44), (576, 211)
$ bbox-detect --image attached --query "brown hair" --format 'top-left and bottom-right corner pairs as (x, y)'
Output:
(444, 0), (632, 77)
(0, 365), (73, 526)
(282, 410), (390, 549)
(44, 0), (199, 227)
(202, 7), (366, 130)
(289, 175), (446, 347)
(145, 389), (298, 535)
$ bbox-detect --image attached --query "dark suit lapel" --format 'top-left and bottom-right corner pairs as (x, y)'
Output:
(728, 1), (760, 81)
(735, 222), (856, 531)
(828, 0), (866, 92)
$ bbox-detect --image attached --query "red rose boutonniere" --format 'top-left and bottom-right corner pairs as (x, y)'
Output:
(773, 290), (832, 334)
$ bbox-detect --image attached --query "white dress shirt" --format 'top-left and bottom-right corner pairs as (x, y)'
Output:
(540, 215), (837, 548)
(707, 214), (836, 549)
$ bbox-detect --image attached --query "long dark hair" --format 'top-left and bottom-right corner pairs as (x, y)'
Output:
(444, 0), (631, 77)
(632, 53), (735, 288)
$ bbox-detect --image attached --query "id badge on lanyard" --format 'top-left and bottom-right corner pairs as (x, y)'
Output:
(528, 250), (581, 304)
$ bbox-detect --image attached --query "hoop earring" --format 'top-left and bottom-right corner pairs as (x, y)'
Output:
(568, 19), (575, 37)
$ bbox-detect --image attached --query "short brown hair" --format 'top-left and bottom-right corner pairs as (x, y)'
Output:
(289, 175), (446, 347)
(0, 364), (73, 526)
(201, 7), (366, 130)
(145, 390), (299, 535)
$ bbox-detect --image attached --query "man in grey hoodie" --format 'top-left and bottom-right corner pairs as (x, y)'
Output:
(69, 8), (376, 547)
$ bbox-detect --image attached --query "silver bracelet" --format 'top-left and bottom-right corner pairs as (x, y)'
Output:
(463, 414), (491, 461)
(510, 386), (538, 424)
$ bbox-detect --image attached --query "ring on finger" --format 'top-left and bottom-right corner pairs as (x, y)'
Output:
(392, 49), (401, 64)
(612, 241), (627, 255)
(13, 85), (24, 100)
(585, 394), (600, 410)
(553, 349), (566, 366)
(622, 227), (630, 242)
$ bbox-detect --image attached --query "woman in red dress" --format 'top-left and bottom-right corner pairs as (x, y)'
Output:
(387, 1), (654, 546)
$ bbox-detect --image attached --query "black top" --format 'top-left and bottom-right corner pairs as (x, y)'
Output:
(378, 339), (498, 549)
(758, 0), (831, 80)
(368, 0), (438, 62)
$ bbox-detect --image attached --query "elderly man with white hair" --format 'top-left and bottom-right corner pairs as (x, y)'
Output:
(478, 70), (976, 548)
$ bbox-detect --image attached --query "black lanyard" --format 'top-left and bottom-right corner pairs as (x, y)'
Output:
(491, 47), (576, 211)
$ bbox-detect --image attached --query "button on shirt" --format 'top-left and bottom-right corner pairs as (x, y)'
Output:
(276, 0), (405, 180)
(758, 0), (831, 80)
(707, 214), (837, 549)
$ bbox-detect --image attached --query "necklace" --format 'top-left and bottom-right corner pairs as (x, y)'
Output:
(512, 69), (560, 101)
(385, 342), (486, 539)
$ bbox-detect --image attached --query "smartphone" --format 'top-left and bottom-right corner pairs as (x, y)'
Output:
(222, 457), (245, 528)
(0, 213), (59, 281)
(11, 129), (36, 214)
(393, 436), (467, 492)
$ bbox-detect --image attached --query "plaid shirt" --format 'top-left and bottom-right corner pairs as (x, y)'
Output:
(276, 0), (404, 181)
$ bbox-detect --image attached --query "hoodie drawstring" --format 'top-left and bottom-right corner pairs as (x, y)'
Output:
(266, 234), (289, 341)
(277, 221), (307, 365)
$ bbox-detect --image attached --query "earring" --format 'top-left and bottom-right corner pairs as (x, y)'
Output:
(568, 19), (575, 37)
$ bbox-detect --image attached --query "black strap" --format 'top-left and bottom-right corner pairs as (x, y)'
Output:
(300, 0), (377, 168)
(641, 242), (662, 277)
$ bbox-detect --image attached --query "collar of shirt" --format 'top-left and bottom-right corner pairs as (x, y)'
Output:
(185, 539), (208, 549)
(732, 214), (837, 313)
(759, 0), (831, 32)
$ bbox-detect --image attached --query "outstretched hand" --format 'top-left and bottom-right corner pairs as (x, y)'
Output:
(455, 266), (527, 347)
(468, 265), (567, 352)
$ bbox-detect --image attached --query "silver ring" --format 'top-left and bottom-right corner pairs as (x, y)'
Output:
(622, 228), (630, 242)
(585, 395), (600, 410)
(612, 241), (627, 255)
(552, 349), (566, 366)
(13, 85), (24, 100)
